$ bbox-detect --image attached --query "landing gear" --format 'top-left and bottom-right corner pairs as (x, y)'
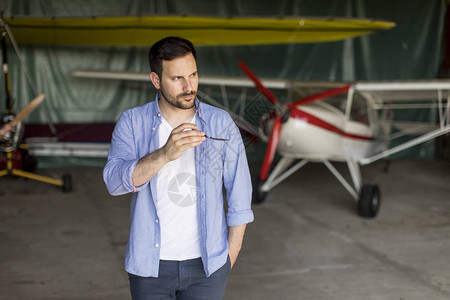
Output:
(250, 157), (383, 218)
(358, 184), (381, 218)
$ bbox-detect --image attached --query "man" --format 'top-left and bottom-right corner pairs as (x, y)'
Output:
(103, 36), (254, 300)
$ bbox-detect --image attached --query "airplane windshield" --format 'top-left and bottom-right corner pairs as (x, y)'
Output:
(322, 95), (347, 113)
(349, 92), (369, 125)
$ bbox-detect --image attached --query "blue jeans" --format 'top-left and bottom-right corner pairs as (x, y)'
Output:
(128, 257), (231, 300)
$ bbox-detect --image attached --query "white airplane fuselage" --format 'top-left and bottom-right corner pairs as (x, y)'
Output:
(263, 101), (386, 162)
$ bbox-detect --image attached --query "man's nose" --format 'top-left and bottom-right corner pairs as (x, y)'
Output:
(183, 78), (194, 92)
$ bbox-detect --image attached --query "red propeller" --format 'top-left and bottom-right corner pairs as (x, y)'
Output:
(238, 61), (283, 181)
(260, 115), (282, 180)
(238, 61), (279, 105)
(238, 61), (350, 182)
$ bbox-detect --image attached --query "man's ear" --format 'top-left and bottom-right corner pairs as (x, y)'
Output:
(149, 72), (160, 89)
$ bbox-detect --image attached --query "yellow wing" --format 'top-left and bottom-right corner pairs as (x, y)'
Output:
(4, 15), (395, 46)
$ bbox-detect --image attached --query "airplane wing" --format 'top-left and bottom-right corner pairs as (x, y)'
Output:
(3, 15), (395, 46)
(355, 81), (450, 101)
(354, 81), (450, 164)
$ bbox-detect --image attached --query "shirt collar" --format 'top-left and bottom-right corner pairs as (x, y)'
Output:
(194, 96), (205, 121)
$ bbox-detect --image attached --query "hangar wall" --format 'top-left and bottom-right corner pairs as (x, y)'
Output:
(0, 0), (447, 160)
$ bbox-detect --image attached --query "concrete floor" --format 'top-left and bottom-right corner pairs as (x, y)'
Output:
(0, 159), (449, 299)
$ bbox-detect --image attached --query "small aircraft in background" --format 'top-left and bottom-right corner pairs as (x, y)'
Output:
(236, 62), (450, 218)
(0, 26), (72, 192)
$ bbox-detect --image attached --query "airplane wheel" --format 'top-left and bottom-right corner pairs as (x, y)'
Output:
(62, 174), (73, 193)
(358, 184), (381, 218)
(252, 177), (268, 204)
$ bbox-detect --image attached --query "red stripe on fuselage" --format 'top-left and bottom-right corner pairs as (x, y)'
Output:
(289, 108), (374, 141)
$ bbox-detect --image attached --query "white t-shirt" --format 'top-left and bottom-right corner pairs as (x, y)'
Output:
(156, 115), (202, 260)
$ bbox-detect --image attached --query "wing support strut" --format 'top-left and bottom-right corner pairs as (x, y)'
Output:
(359, 125), (450, 165)
(322, 159), (359, 200)
(261, 157), (308, 192)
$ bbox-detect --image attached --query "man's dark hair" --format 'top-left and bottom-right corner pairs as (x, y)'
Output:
(148, 36), (197, 78)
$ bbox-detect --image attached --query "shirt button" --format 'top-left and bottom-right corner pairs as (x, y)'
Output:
(157, 113), (161, 117)
(155, 244), (159, 248)
(155, 219), (159, 223)
(152, 127), (155, 131)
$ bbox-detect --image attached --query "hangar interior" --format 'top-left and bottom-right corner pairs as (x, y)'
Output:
(0, 0), (449, 299)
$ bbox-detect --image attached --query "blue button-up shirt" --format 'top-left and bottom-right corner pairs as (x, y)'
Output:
(103, 95), (254, 277)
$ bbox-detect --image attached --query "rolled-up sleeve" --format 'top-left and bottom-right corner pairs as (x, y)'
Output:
(103, 112), (148, 196)
(223, 115), (254, 227)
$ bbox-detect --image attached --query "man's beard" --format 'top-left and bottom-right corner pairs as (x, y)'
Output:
(160, 85), (197, 110)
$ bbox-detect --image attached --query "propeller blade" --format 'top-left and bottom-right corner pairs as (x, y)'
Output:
(238, 61), (279, 104)
(260, 115), (282, 181)
(0, 94), (45, 139)
(287, 85), (350, 109)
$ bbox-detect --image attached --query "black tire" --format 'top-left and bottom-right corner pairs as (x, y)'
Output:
(358, 184), (381, 218)
(62, 174), (73, 193)
(252, 176), (268, 204)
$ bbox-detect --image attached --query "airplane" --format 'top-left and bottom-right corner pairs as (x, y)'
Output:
(235, 61), (450, 218)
